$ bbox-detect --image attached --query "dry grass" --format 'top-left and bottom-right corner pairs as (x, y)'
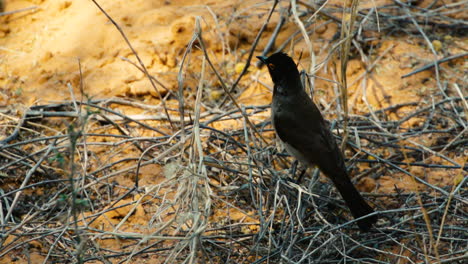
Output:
(0, 0), (467, 263)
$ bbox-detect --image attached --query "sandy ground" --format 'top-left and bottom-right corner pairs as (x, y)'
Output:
(0, 0), (466, 263)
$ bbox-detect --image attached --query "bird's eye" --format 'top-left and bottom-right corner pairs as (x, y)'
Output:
(268, 63), (275, 70)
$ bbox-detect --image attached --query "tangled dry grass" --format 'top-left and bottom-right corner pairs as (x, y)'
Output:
(1, 0), (467, 263)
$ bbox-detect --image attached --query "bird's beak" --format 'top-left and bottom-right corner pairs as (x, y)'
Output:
(256, 55), (268, 63)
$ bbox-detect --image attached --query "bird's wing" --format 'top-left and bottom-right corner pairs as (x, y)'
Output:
(273, 95), (343, 169)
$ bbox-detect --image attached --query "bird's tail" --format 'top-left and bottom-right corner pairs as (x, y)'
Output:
(331, 175), (378, 231)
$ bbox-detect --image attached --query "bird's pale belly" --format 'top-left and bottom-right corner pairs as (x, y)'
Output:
(283, 141), (313, 167)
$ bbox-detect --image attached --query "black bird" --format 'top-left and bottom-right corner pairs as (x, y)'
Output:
(257, 52), (378, 231)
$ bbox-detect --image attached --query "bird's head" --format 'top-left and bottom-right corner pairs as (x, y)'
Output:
(257, 52), (301, 87)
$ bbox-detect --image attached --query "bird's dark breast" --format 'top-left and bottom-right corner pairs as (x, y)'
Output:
(272, 93), (316, 166)
(272, 90), (340, 168)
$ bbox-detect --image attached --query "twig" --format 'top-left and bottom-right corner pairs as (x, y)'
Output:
(0, 5), (38, 16)
(4, 140), (57, 221)
(256, 13), (286, 67)
(220, 0), (279, 106)
(90, 0), (174, 129)
(401, 53), (468, 78)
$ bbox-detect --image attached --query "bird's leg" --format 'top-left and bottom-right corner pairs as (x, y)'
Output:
(290, 159), (299, 177)
(290, 159), (308, 184)
(296, 167), (307, 184)
(289, 160), (308, 184)
(308, 168), (320, 189)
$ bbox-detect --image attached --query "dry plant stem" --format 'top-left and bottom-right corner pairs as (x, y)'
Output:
(193, 58), (206, 174)
(239, 106), (279, 178)
(0, 5), (37, 16)
(358, 4), (380, 33)
(4, 140), (56, 222)
(256, 13), (286, 67)
(296, 232), (332, 262)
(344, 138), (464, 202)
(186, 57), (209, 264)
(343, 233), (411, 262)
(310, 36), (349, 75)
(120, 56), (175, 95)
(220, 0), (279, 105)
(132, 55), (211, 263)
(435, 166), (464, 252)
(348, 42), (394, 88)
(43, 224), (69, 264)
(83, 101), (168, 135)
(93, 112), (212, 122)
(298, 0), (341, 23)
(67, 118), (87, 263)
(452, 83), (468, 120)
(439, 127), (467, 154)
(27, 98), (165, 111)
(338, 0), (359, 151)
(75, 60), (90, 194)
(132, 134), (188, 190)
(397, 1), (444, 94)
(401, 53), (468, 78)
(0, 110), (27, 146)
(240, 109), (264, 215)
(176, 18), (205, 145)
(99, 97), (169, 110)
(355, 98), (462, 169)
(203, 5), (228, 61)
(0, 211), (43, 256)
(119, 197), (151, 263)
(22, 102), (212, 122)
(352, 158), (464, 170)
(395, 97), (468, 126)
(97, 112), (145, 154)
(196, 22), (269, 146)
(90, 0), (174, 129)
(362, 76), (386, 140)
(114, 196), (145, 234)
(0, 138), (68, 172)
(202, 104), (268, 125)
(291, 0), (316, 89)
(67, 83), (79, 113)
(402, 149), (441, 264)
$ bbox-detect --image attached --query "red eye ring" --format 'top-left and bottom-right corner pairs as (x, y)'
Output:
(268, 63), (275, 70)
